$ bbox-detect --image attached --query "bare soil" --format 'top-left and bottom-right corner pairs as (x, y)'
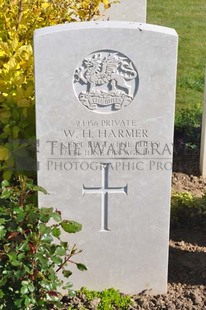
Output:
(172, 172), (206, 197)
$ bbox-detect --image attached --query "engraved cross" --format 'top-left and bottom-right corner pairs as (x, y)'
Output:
(82, 163), (128, 232)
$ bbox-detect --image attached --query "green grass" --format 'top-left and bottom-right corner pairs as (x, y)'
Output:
(68, 288), (133, 310)
(147, 0), (206, 127)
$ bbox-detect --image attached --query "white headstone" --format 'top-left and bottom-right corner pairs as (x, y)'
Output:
(34, 21), (178, 294)
(97, 0), (147, 22)
(200, 72), (206, 176)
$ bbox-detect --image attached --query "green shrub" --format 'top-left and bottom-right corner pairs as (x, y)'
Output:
(0, 0), (112, 180)
(69, 287), (133, 310)
(171, 191), (206, 228)
(175, 105), (202, 132)
(0, 176), (86, 309)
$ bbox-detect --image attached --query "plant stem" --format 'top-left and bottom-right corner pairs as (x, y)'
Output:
(16, 0), (23, 31)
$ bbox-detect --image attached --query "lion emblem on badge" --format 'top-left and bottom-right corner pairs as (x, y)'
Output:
(73, 50), (139, 113)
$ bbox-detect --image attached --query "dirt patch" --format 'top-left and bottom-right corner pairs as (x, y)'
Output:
(172, 172), (206, 197)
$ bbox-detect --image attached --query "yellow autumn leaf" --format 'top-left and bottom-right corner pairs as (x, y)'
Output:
(0, 94), (6, 103)
(13, 75), (24, 86)
(0, 80), (6, 89)
(25, 85), (34, 97)
(103, 0), (111, 9)
(41, 3), (50, 9)
(15, 87), (24, 100)
(6, 57), (17, 70)
(0, 147), (9, 161)
(17, 45), (32, 56)
(0, 41), (10, 55)
(77, 10), (87, 19)
(16, 98), (31, 107)
(12, 126), (20, 139)
(0, 0), (112, 177)
(0, 50), (5, 57)
(0, 110), (11, 120)
(11, 37), (19, 51)
(3, 170), (12, 180)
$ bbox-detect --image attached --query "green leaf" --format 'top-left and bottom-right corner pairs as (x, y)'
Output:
(34, 253), (48, 266)
(0, 289), (4, 298)
(49, 244), (56, 255)
(40, 214), (50, 223)
(8, 252), (17, 261)
(28, 283), (35, 292)
(33, 185), (47, 194)
(0, 277), (7, 287)
(14, 207), (25, 222)
(17, 253), (25, 260)
(41, 232), (53, 242)
(14, 299), (23, 308)
(51, 212), (62, 222)
(60, 241), (68, 249)
(40, 208), (53, 222)
(8, 252), (21, 266)
(18, 240), (29, 251)
(11, 260), (21, 267)
(39, 222), (47, 234)
(21, 285), (28, 294)
(62, 282), (74, 291)
(41, 207), (53, 214)
(0, 218), (5, 224)
(75, 263), (87, 271)
(62, 270), (72, 278)
(55, 246), (66, 256)
(24, 295), (31, 307)
(1, 188), (13, 199)
(22, 280), (29, 286)
(60, 220), (82, 233)
(51, 255), (62, 264)
(1, 180), (9, 188)
(0, 225), (6, 239)
(14, 270), (25, 278)
(52, 227), (61, 238)
(3, 170), (12, 181)
(23, 264), (33, 275)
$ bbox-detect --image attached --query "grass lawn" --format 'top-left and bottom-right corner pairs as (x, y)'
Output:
(147, 0), (206, 127)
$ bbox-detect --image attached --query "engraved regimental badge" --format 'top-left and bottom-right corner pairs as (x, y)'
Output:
(73, 50), (139, 113)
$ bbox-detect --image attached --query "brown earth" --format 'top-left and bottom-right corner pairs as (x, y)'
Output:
(172, 172), (206, 197)
(61, 170), (206, 309)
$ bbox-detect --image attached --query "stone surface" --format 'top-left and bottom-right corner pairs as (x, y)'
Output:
(200, 72), (206, 177)
(34, 21), (178, 294)
(97, 0), (147, 23)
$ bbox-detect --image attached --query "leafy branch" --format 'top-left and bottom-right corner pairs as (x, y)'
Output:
(0, 177), (86, 309)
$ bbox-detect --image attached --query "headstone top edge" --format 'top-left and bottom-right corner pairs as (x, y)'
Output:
(34, 21), (177, 38)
